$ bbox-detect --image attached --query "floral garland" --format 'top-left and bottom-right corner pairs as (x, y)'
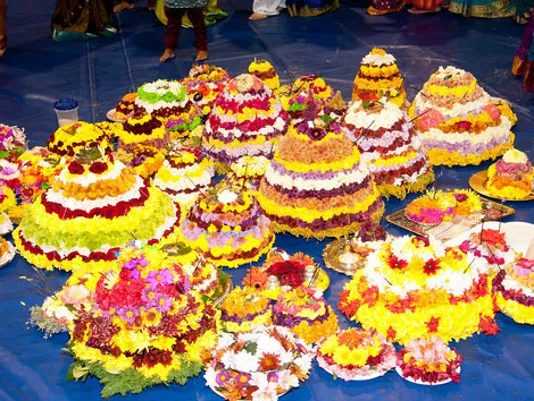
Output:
(338, 236), (496, 344)
(317, 328), (396, 381)
(67, 244), (220, 398)
(493, 258), (534, 325)
(273, 286), (339, 344)
(0, 123), (26, 162)
(220, 286), (273, 333)
(204, 325), (314, 401)
(406, 189), (482, 225)
(396, 337), (462, 385)
(46, 122), (113, 157)
(242, 249), (330, 300)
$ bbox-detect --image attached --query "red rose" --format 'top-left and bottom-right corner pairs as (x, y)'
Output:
(67, 161), (85, 175)
(280, 271), (303, 288)
(89, 161), (108, 174)
(456, 121), (472, 131)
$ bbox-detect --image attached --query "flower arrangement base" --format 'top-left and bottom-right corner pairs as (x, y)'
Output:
(378, 169), (435, 201)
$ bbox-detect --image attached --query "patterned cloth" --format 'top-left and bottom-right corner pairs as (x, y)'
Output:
(449, 0), (515, 17)
(165, 0), (208, 8)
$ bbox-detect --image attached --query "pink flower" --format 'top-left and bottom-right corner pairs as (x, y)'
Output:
(419, 109), (443, 130)
(484, 104), (501, 122)
(61, 285), (91, 306)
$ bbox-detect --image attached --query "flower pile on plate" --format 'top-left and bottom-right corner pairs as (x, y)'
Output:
(257, 97), (384, 239)
(396, 337), (462, 385)
(342, 97), (434, 200)
(405, 189), (482, 225)
(180, 185), (275, 268)
(338, 235), (496, 344)
(409, 66), (515, 166)
(204, 325), (314, 401)
(0, 123), (26, 162)
(220, 286), (273, 333)
(46, 122), (113, 157)
(14, 148), (180, 271)
(202, 73), (289, 168)
(317, 328), (396, 381)
(242, 248), (330, 299)
(493, 257), (534, 324)
(273, 286), (339, 344)
(67, 244), (220, 398)
(181, 64), (231, 115)
(486, 148), (534, 200)
(113, 93), (137, 121)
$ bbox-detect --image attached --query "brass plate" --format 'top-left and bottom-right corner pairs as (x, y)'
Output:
(386, 195), (515, 241)
(323, 237), (363, 276)
(469, 170), (534, 202)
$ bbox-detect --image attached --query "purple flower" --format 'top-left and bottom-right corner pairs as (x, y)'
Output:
(123, 256), (149, 270)
(267, 372), (279, 383)
(216, 370), (231, 386)
(152, 293), (172, 313)
(117, 306), (139, 324)
(145, 268), (174, 286)
(141, 286), (159, 304)
(235, 372), (251, 388)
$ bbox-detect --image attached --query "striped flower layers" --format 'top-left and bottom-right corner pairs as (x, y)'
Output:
(257, 117), (384, 239)
(409, 66), (515, 166)
(202, 74), (289, 168)
(154, 146), (215, 206)
(180, 186), (275, 268)
(181, 64), (231, 115)
(14, 155), (180, 271)
(352, 48), (407, 109)
(343, 100), (434, 200)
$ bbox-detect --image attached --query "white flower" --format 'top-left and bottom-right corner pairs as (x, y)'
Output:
(294, 354), (313, 374)
(232, 350), (259, 373)
(251, 383), (278, 401)
(217, 189), (238, 204)
(277, 370), (299, 390)
(250, 372), (268, 388)
(204, 367), (217, 386)
(220, 350), (236, 369)
(217, 333), (235, 350)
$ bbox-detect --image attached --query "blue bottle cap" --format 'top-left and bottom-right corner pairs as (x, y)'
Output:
(54, 98), (79, 111)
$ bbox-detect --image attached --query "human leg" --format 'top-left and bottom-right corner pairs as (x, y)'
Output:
(188, 7), (208, 60)
(160, 6), (185, 62)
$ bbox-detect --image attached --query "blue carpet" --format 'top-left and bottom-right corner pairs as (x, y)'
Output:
(0, 0), (533, 400)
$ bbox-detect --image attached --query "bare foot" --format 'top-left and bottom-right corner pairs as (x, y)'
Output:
(114, 1), (134, 12)
(0, 48), (5, 57)
(160, 49), (176, 62)
(249, 13), (269, 20)
(195, 50), (208, 61)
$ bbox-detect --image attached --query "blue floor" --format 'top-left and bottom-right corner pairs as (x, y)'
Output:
(1, 1), (534, 400)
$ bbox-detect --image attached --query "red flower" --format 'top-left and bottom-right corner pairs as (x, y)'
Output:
(423, 259), (441, 275)
(361, 286), (379, 307)
(389, 255), (408, 270)
(479, 316), (500, 336)
(267, 261), (305, 277)
(89, 161), (108, 174)
(456, 121), (472, 131)
(426, 316), (440, 333)
(359, 92), (380, 101)
(453, 193), (468, 202)
(68, 161), (85, 175)
(386, 327), (397, 341)
(280, 271), (303, 288)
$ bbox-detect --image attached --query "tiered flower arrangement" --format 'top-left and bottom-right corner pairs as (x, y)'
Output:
(220, 286), (273, 332)
(338, 236), (496, 344)
(46, 122), (113, 157)
(248, 59), (280, 91)
(486, 148), (534, 200)
(204, 326), (314, 401)
(278, 76), (335, 120)
(342, 98), (434, 199)
(112, 93), (137, 121)
(134, 79), (199, 129)
(493, 257), (534, 324)
(226, 155), (269, 191)
(67, 244), (220, 398)
(396, 337), (462, 385)
(0, 123), (26, 162)
(181, 64), (231, 115)
(257, 98), (384, 239)
(202, 73), (289, 169)
(352, 48), (407, 108)
(242, 249), (330, 300)
(14, 148), (181, 271)
(316, 328), (396, 381)
(405, 189), (483, 225)
(180, 185), (275, 268)
(154, 146), (215, 206)
(273, 286), (339, 344)
(409, 66), (515, 166)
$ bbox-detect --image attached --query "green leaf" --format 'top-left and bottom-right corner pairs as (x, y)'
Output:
(72, 365), (90, 380)
(333, 373), (338, 381)
(243, 342), (258, 355)
(319, 114), (333, 124)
